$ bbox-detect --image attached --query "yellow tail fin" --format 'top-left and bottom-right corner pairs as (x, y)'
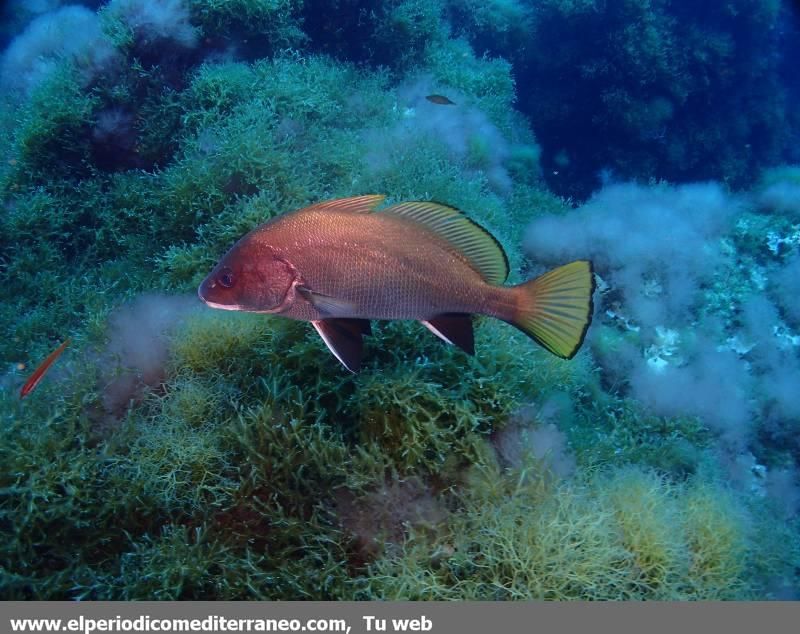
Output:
(511, 260), (595, 359)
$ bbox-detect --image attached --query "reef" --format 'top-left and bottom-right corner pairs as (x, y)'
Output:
(0, 0), (798, 600)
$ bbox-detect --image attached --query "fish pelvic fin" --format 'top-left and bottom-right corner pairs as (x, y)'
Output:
(508, 260), (595, 359)
(312, 319), (371, 372)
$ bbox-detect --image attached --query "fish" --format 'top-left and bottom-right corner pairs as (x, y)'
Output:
(19, 338), (70, 398)
(198, 195), (595, 372)
(425, 94), (456, 105)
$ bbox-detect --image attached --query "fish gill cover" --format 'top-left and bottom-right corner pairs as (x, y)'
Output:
(0, 0), (799, 600)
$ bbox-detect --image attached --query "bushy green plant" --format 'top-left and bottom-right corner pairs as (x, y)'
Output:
(346, 366), (494, 474)
(599, 467), (689, 597)
(361, 465), (770, 600)
(682, 481), (751, 599)
(8, 71), (97, 187)
(372, 0), (447, 69)
(122, 413), (238, 513)
(2, 0), (796, 601)
(115, 524), (231, 600)
(423, 37), (516, 132)
(189, 0), (306, 55)
(0, 388), (156, 598)
(445, 0), (532, 64)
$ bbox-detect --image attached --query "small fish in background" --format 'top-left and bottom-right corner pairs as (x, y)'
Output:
(425, 94), (456, 105)
(19, 338), (70, 398)
(199, 196), (594, 372)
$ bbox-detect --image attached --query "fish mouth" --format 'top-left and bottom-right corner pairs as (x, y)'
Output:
(197, 280), (243, 311)
(202, 300), (244, 311)
(197, 281), (212, 304)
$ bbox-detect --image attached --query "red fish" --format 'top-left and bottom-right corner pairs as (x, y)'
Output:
(19, 338), (70, 398)
(199, 196), (594, 372)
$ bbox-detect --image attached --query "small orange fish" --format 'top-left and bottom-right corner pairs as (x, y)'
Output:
(199, 196), (594, 372)
(426, 94), (456, 105)
(19, 338), (70, 398)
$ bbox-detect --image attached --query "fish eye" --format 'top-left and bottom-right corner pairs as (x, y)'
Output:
(218, 267), (236, 288)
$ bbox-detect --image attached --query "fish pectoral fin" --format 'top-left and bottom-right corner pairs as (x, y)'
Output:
(420, 315), (474, 355)
(297, 285), (358, 316)
(312, 319), (370, 373)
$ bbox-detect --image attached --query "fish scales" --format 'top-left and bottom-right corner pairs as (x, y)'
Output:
(199, 195), (595, 370)
(261, 208), (496, 321)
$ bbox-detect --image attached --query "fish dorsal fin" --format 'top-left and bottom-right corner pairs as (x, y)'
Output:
(304, 195), (386, 214)
(381, 201), (509, 284)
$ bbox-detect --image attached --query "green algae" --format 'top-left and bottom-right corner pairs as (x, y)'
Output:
(0, 0), (797, 601)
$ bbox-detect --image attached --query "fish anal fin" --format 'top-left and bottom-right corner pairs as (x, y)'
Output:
(421, 314), (474, 355)
(312, 319), (370, 373)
